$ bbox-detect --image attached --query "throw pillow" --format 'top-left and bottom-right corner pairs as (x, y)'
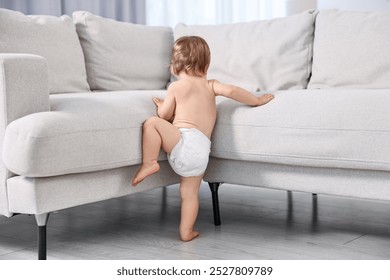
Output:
(0, 8), (90, 94)
(73, 11), (173, 91)
(308, 10), (390, 89)
(174, 10), (317, 92)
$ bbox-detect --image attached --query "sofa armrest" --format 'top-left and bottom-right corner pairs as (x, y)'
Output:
(0, 53), (50, 217)
(0, 53), (50, 124)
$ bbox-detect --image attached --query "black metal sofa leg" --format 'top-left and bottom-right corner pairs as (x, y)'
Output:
(208, 182), (222, 226)
(35, 213), (50, 260)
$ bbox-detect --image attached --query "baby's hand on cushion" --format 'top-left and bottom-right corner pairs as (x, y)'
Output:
(256, 94), (274, 106)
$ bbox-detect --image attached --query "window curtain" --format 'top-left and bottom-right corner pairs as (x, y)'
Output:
(0, 0), (146, 23)
(146, 0), (288, 27)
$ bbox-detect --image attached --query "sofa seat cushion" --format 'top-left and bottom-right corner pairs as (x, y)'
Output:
(212, 89), (390, 172)
(3, 90), (167, 177)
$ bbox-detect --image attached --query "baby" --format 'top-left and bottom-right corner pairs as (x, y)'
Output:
(132, 36), (274, 241)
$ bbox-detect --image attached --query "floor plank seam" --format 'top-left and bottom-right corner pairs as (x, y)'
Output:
(342, 233), (367, 245)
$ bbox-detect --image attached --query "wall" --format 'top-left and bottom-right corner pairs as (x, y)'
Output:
(285, 0), (317, 15)
(317, 0), (390, 11)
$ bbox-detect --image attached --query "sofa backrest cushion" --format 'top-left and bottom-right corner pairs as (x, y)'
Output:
(73, 11), (173, 91)
(308, 10), (390, 89)
(174, 10), (317, 92)
(0, 8), (90, 94)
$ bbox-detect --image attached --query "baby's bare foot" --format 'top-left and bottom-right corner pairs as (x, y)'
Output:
(257, 94), (274, 106)
(180, 229), (200, 242)
(132, 161), (160, 186)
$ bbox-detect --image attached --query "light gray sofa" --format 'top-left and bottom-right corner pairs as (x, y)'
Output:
(1, 8), (390, 260)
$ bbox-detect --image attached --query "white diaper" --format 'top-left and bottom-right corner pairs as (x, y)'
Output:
(168, 128), (211, 177)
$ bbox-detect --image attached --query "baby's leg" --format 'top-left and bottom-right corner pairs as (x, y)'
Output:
(132, 116), (180, 186)
(179, 175), (203, 241)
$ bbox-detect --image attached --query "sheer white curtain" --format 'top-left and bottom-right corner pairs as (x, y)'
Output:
(146, 0), (289, 26)
(0, 0), (63, 15)
(0, 0), (146, 23)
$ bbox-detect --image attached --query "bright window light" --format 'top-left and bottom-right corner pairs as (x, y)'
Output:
(146, 0), (288, 26)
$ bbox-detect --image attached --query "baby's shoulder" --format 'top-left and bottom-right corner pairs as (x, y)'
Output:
(168, 79), (192, 93)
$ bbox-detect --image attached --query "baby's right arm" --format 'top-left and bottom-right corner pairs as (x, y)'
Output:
(210, 80), (274, 106)
(155, 85), (176, 121)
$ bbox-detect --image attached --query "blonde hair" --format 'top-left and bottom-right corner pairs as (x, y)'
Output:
(171, 36), (211, 77)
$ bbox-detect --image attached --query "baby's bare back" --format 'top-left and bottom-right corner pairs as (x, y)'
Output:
(172, 77), (217, 138)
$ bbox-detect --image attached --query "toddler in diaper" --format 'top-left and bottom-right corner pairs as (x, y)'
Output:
(168, 128), (211, 177)
(132, 36), (274, 242)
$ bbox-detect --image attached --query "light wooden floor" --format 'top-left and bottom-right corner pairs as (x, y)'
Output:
(0, 182), (390, 260)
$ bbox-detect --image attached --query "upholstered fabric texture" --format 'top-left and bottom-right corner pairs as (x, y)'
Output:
(204, 159), (390, 202)
(0, 54), (50, 217)
(7, 162), (180, 215)
(174, 10), (317, 92)
(0, 8), (90, 94)
(3, 91), (167, 177)
(73, 11), (173, 91)
(308, 10), (390, 89)
(210, 89), (390, 172)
